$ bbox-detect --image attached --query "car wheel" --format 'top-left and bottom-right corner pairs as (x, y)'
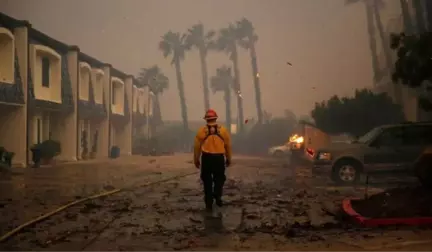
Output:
(273, 150), (284, 157)
(332, 160), (361, 185)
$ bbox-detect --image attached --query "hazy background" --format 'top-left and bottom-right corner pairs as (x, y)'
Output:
(1, 0), (403, 121)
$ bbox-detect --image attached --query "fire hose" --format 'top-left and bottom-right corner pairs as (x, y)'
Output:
(0, 171), (199, 243)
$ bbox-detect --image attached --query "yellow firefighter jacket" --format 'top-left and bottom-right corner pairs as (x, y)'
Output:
(194, 123), (232, 163)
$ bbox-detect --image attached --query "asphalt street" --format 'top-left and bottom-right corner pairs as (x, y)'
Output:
(0, 154), (431, 251)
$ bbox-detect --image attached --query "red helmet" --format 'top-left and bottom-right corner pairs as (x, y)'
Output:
(204, 109), (218, 120)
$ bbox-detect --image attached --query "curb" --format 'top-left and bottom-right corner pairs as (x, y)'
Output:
(342, 198), (432, 227)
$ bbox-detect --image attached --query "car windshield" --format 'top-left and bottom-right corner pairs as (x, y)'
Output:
(357, 127), (382, 144)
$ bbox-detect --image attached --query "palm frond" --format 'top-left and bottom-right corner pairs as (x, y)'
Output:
(159, 31), (187, 64)
(136, 65), (169, 94)
(210, 65), (234, 93)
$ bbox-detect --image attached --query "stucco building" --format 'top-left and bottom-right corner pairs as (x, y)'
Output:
(0, 12), (148, 167)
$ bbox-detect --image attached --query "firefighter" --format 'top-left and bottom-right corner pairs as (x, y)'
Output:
(194, 109), (232, 211)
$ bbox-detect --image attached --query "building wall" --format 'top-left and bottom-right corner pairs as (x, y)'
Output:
(0, 27), (14, 84)
(111, 77), (125, 115)
(0, 12), (138, 166)
(30, 44), (62, 103)
(0, 23), (29, 167)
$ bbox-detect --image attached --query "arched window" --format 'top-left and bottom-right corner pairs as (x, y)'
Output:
(79, 62), (91, 101)
(0, 28), (15, 84)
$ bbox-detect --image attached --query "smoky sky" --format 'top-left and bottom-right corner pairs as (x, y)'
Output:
(1, 0), (403, 121)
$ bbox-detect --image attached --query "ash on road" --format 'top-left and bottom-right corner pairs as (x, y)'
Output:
(0, 154), (431, 251)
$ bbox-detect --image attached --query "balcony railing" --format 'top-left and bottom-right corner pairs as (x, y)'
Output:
(0, 51), (24, 104)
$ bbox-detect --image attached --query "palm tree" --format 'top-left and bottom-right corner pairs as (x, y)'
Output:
(371, 1), (393, 77)
(345, 0), (380, 83)
(210, 66), (234, 132)
(413, 0), (426, 33)
(236, 18), (263, 124)
(184, 23), (215, 111)
(214, 24), (244, 133)
(159, 31), (189, 131)
(399, 0), (414, 34)
(137, 65), (169, 128)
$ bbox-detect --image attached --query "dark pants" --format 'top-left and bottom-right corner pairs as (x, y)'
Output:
(200, 152), (226, 208)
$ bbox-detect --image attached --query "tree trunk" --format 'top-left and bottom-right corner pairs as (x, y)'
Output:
(199, 48), (211, 111)
(425, 0), (432, 31)
(400, 0), (414, 34)
(224, 84), (232, 134)
(231, 47), (244, 133)
(364, 2), (380, 84)
(152, 94), (162, 128)
(174, 58), (189, 132)
(413, 0), (426, 33)
(250, 44), (263, 124)
(373, 4), (392, 72)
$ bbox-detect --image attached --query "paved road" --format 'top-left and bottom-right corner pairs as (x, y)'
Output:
(1, 154), (431, 250)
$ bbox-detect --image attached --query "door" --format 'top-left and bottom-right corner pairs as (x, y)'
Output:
(396, 125), (432, 172)
(364, 126), (405, 173)
(36, 118), (42, 144)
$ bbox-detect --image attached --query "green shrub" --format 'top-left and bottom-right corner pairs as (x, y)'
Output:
(0, 146), (14, 167)
(32, 140), (61, 160)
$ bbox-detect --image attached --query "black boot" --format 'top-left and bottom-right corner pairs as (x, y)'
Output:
(205, 198), (213, 212)
(215, 196), (223, 207)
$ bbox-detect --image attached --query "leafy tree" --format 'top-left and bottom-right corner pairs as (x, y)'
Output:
(391, 31), (432, 111)
(159, 31), (189, 131)
(236, 18), (263, 124)
(210, 65), (233, 132)
(214, 24), (245, 133)
(184, 23), (215, 111)
(311, 89), (405, 137)
(137, 65), (169, 128)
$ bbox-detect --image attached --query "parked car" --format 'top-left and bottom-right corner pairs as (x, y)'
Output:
(268, 144), (291, 157)
(311, 121), (432, 185)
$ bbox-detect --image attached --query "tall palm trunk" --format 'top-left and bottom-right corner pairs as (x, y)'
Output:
(150, 94), (162, 136)
(231, 47), (244, 133)
(224, 84), (232, 134)
(174, 58), (189, 131)
(413, 0), (426, 33)
(249, 44), (263, 124)
(425, 0), (432, 31)
(400, 0), (414, 34)
(364, 2), (380, 83)
(373, 4), (392, 72)
(199, 48), (210, 111)
(395, 0), (414, 106)
(372, 0), (401, 104)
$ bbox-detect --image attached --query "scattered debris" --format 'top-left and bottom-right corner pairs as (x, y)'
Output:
(351, 186), (432, 218)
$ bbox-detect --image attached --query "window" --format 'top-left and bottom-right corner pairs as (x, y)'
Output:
(358, 127), (382, 144)
(112, 89), (116, 105)
(375, 127), (404, 146)
(41, 57), (50, 87)
(403, 125), (432, 146)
